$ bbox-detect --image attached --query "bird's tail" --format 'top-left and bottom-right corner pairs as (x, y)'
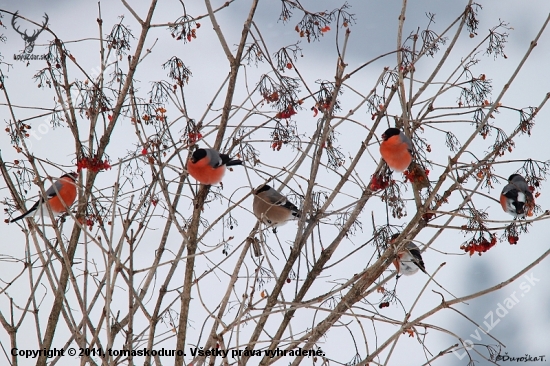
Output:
(10, 210), (34, 223)
(10, 200), (40, 223)
(282, 201), (301, 218)
(225, 159), (243, 167)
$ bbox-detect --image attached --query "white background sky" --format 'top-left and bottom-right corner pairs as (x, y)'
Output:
(1, 1), (549, 365)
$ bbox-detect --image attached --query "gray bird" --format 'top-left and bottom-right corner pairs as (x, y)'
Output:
(500, 174), (535, 217)
(390, 233), (427, 277)
(253, 184), (301, 233)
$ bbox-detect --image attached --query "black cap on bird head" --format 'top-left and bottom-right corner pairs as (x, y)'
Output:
(62, 172), (79, 181)
(191, 149), (207, 163)
(389, 233), (401, 243)
(508, 173), (523, 182)
(254, 184), (272, 195)
(381, 128), (401, 141)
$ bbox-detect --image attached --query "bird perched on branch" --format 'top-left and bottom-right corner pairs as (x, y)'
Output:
(380, 128), (413, 172)
(380, 128), (429, 190)
(187, 148), (242, 185)
(10, 172), (78, 223)
(253, 184), (301, 233)
(390, 233), (427, 277)
(500, 174), (535, 217)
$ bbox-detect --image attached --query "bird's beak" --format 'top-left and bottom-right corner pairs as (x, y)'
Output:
(381, 133), (387, 140)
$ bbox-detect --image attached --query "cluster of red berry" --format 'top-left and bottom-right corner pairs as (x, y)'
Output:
(188, 132), (203, 144)
(263, 91), (279, 103)
(403, 168), (430, 184)
(275, 105), (297, 119)
(76, 156), (111, 172)
(369, 174), (392, 191)
(460, 235), (497, 256)
(271, 137), (283, 151)
(78, 214), (104, 230)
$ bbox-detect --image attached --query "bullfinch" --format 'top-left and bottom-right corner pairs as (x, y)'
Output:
(500, 174), (535, 217)
(253, 184), (301, 233)
(186, 148), (242, 185)
(390, 233), (426, 277)
(380, 128), (413, 172)
(10, 172), (78, 223)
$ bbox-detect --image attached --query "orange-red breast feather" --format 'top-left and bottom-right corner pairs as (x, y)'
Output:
(380, 128), (413, 172)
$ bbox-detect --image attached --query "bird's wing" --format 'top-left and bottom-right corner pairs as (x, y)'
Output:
(406, 243), (426, 273)
(502, 185), (518, 199)
(511, 178), (534, 200)
(401, 133), (414, 152)
(44, 179), (64, 199)
(266, 189), (288, 206)
(206, 149), (223, 168)
(281, 200), (300, 217)
(255, 187), (301, 221)
(267, 191), (300, 213)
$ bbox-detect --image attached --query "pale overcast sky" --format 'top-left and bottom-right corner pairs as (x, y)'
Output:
(1, 1), (549, 365)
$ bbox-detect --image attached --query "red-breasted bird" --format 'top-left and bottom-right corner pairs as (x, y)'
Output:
(380, 128), (412, 172)
(10, 172), (78, 223)
(253, 184), (301, 233)
(500, 174), (535, 217)
(187, 148), (242, 185)
(390, 233), (426, 277)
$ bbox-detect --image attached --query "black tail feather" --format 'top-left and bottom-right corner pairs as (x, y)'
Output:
(284, 202), (301, 218)
(10, 213), (28, 223)
(219, 153), (242, 167)
(225, 159), (243, 167)
(10, 200), (40, 223)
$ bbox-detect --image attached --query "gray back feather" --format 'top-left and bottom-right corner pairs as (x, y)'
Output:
(400, 132), (413, 152)
(205, 149), (223, 168)
(509, 175), (529, 193)
(44, 179), (64, 198)
(264, 186), (287, 204)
